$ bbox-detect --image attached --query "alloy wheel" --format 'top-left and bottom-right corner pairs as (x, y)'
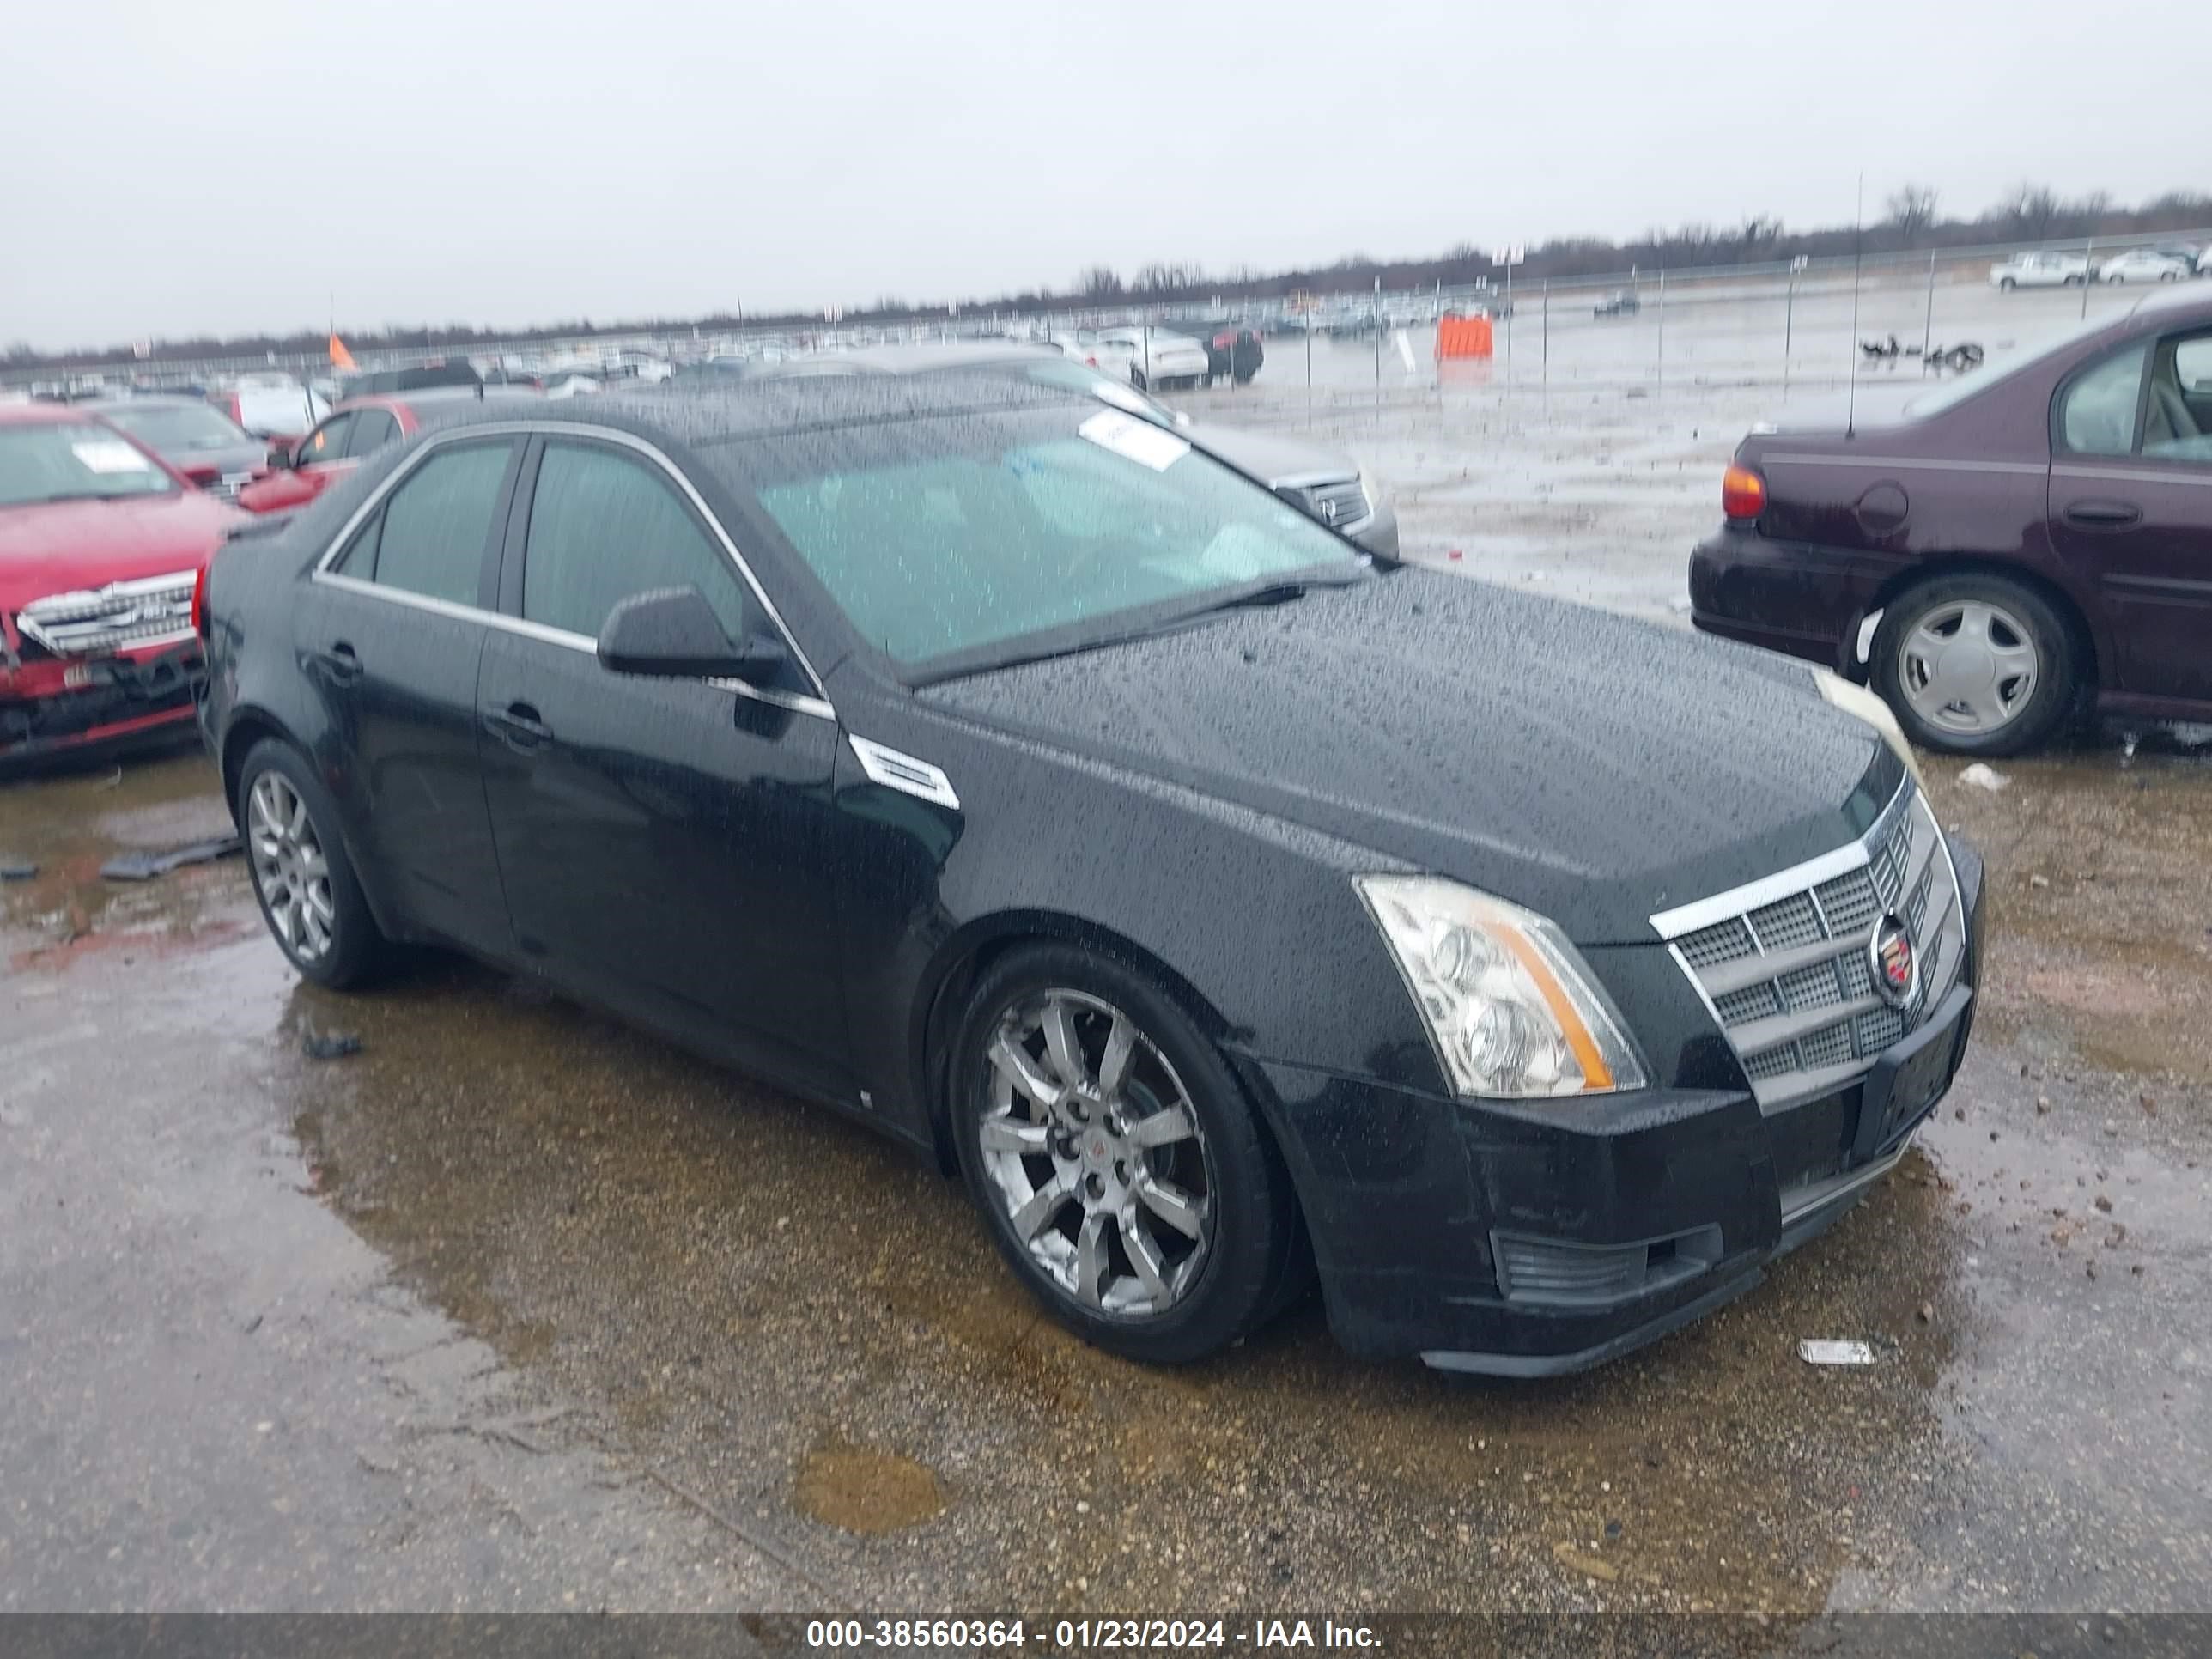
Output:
(247, 770), (337, 963)
(1897, 598), (2041, 737)
(975, 989), (1215, 1320)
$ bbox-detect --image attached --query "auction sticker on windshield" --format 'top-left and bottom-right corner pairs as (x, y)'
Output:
(1078, 409), (1188, 471)
(71, 440), (153, 473)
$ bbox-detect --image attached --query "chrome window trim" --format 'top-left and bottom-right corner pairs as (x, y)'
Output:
(1647, 775), (1913, 941)
(1763, 453), (2046, 477)
(307, 421), (835, 715)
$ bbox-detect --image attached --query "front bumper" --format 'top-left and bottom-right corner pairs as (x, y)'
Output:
(1237, 836), (1984, 1376)
(1689, 526), (1901, 675)
(0, 641), (205, 769)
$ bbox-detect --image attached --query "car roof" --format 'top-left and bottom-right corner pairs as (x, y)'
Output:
(0, 401), (92, 428)
(81, 394), (212, 412)
(2129, 283), (2212, 321)
(338, 386), (542, 416)
(414, 374), (1086, 453)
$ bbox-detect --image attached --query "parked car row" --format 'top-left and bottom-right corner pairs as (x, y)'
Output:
(1991, 245), (2209, 290)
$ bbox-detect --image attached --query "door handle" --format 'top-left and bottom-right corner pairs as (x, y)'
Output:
(487, 700), (551, 750)
(2062, 499), (2142, 529)
(317, 641), (363, 683)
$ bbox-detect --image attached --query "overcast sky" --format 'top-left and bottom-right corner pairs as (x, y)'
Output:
(4, 0), (2204, 350)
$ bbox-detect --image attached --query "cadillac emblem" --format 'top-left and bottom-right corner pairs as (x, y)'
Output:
(1869, 913), (1918, 1009)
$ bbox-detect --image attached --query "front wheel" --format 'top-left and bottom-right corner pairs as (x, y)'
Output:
(1999, 277), (2017, 292)
(236, 738), (388, 988)
(951, 945), (1300, 1364)
(1870, 574), (2079, 757)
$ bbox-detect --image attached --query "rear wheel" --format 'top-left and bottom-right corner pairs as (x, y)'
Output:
(236, 738), (387, 988)
(951, 945), (1298, 1364)
(1871, 574), (2079, 757)
(1999, 276), (2017, 292)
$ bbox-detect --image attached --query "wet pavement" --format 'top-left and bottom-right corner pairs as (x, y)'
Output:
(3, 405), (2208, 1632)
(4, 738), (2205, 1631)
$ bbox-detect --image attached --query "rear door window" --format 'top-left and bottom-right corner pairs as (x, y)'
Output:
(2056, 345), (2148, 457)
(346, 440), (515, 607)
(519, 440), (752, 641)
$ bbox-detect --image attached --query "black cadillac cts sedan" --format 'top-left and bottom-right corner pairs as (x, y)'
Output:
(198, 377), (1984, 1375)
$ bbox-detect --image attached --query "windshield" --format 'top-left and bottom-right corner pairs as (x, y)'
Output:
(994, 357), (1178, 425)
(747, 404), (1359, 671)
(98, 403), (254, 453)
(0, 423), (176, 507)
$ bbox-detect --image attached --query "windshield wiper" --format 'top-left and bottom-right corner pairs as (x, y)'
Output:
(1174, 566), (1372, 619)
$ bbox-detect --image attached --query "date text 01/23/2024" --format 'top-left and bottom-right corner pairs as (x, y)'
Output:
(804, 1619), (1382, 1650)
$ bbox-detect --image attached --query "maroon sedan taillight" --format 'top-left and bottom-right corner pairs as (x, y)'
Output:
(1722, 465), (1766, 521)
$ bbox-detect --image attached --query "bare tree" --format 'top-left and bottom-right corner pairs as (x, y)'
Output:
(1737, 214), (1784, 252)
(1885, 184), (1940, 244)
(1076, 264), (1124, 298)
(1995, 182), (2064, 241)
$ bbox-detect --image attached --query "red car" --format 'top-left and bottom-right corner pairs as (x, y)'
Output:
(1, 404), (245, 768)
(236, 386), (537, 514)
(1692, 284), (2212, 755)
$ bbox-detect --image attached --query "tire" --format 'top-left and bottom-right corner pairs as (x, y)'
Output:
(950, 943), (1299, 1364)
(1870, 574), (2081, 757)
(1999, 277), (2016, 292)
(235, 738), (388, 988)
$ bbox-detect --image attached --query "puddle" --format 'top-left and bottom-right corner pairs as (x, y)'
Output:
(1, 752), (241, 964)
(793, 1439), (948, 1534)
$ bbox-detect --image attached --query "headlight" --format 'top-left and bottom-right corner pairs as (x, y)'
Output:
(1811, 668), (1926, 793)
(1355, 876), (1648, 1100)
(1356, 467), (1391, 512)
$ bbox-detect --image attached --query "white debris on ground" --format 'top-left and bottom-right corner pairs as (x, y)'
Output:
(1958, 763), (2008, 792)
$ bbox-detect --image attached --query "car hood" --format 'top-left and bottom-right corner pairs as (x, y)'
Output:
(918, 570), (1894, 943)
(0, 490), (241, 614)
(1188, 422), (1354, 487)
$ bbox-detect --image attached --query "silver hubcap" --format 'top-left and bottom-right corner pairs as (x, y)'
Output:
(247, 771), (336, 964)
(978, 990), (1213, 1320)
(1899, 599), (2040, 736)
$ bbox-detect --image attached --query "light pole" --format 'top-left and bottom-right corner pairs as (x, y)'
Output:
(1784, 254), (1808, 396)
(1492, 244), (1525, 392)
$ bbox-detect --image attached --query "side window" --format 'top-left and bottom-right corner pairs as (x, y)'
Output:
(368, 441), (514, 605)
(301, 412), (356, 465)
(344, 409), (399, 458)
(2143, 332), (2212, 465)
(2057, 345), (2148, 457)
(520, 441), (751, 642)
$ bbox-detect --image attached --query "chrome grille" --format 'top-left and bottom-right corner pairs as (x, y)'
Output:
(15, 571), (198, 659)
(1656, 781), (1968, 1110)
(1301, 477), (1372, 534)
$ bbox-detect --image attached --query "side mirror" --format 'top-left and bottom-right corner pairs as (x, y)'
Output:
(1172, 410), (1194, 428)
(266, 442), (294, 470)
(597, 586), (787, 684)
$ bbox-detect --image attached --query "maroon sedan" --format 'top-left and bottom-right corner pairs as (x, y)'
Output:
(1692, 285), (2212, 754)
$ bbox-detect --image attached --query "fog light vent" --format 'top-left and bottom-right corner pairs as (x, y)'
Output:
(1492, 1224), (1723, 1309)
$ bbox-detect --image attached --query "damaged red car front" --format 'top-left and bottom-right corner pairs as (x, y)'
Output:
(1, 404), (244, 769)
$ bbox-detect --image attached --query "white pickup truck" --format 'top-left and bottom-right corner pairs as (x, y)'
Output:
(1990, 252), (2094, 290)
